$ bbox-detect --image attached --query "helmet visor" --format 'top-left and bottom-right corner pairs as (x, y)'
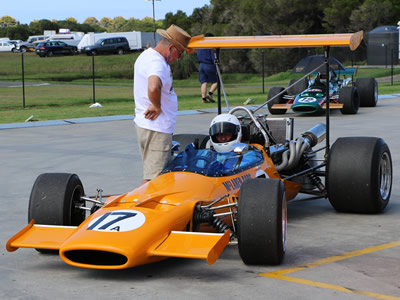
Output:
(209, 122), (239, 143)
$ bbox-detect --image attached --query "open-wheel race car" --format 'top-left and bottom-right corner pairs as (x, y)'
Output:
(267, 55), (378, 115)
(6, 31), (393, 269)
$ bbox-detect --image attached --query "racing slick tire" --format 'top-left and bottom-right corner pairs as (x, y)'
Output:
(267, 87), (287, 115)
(172, 134), (210, 150)
(355, 78), (378, 107)
(287, 78), (308, 95)
(28, 173), (86, 252)
(28, 173), (85, 225)
(237, 178), (286, 265)
(339, 86), (359, 114)
(327, 137), (392, 214)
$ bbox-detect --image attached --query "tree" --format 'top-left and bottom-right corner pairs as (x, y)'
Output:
(29, 19), (58, 35)
(100, 17), (113, 30)
(323, 0), (363, 33)
(66, 17), (78, 23)
(164, 10), (192, 32)
(83, 17), (99, 26)
(350, 0), (395, 32)
(112, 16), (127, 32)
(0, 15), (17, 27)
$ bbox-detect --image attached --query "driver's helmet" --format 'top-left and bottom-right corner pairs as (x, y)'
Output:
(319, 72), (331, 83)
(209, 113), (242, 152)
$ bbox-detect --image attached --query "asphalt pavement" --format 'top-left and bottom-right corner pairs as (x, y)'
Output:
(0, 96), (399, 300)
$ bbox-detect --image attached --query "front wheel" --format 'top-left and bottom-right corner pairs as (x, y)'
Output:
(327, 137), (392, 213)
(267, 87), (287, 115)
(117, 48), (124, 55)
(28, 173), (86, 226)
(237, 178), (286, 265)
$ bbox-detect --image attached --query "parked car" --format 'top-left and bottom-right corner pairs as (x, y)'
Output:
(15, 35), (50, 52)
(81, 37), (129, 55)
(35, 41), (78, 57)
(0, 40), (16, 52)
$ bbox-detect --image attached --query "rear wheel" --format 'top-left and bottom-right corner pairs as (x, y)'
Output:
(237, 178), (286, 265)
(117, 48), (124, 55)
(287, 78), (308, 95)
(339, 86), (359, 114)
(46, 51), (53, 57)
(327, 137), (392, 213)
(355, 78), (378, 107)
(267, 87), (287, 115)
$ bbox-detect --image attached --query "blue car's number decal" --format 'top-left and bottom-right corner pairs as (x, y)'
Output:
(87, 210), (146, 232)
(298, 97), (317, 103)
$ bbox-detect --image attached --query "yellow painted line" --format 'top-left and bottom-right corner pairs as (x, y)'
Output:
(260, 241), (400, 300)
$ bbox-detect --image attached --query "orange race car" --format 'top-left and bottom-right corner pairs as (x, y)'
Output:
(6, 32), (393, 270)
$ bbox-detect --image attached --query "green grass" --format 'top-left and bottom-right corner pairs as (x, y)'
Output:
(1, 51), (399, 124)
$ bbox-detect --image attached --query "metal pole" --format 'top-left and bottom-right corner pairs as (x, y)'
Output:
(21, 52), (25, 108)
(152, 0), (156, 46)
(92, 55), (95, 104)
(216, 48), (221, 114)
(262, 50), (265, 94)
(391, 47), (394, 85)
(324, 47), (330, 157)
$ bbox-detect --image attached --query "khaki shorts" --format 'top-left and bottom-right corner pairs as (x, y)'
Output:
(135, 125), (172, 180)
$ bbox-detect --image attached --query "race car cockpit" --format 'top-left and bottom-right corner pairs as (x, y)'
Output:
(162, 143), (264, 177)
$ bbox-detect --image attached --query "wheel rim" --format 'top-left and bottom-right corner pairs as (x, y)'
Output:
(379, 152), (392, 201)
(70, 185), (85, 225)
(282, 192), (287, 253)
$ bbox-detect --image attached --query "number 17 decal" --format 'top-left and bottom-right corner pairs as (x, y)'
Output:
(87, 210), (146, 232)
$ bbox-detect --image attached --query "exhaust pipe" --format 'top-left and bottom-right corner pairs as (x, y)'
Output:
(302, 123), (326, 147)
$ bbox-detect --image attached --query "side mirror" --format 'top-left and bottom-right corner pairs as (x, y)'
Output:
(171, 141), (180, 156)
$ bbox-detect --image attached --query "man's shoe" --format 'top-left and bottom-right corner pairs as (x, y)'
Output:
(202, 98), (210, 103)
(206, 95), (215, 103)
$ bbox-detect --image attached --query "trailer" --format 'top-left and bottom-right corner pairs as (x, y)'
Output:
(77, 32), (161, 51)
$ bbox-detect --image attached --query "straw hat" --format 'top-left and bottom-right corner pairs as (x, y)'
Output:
(156, 24), (193, 53)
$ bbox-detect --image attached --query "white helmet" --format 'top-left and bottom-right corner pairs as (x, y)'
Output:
(209, 113), (242, 152)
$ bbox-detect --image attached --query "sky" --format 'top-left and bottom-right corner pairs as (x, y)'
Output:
(2, 0), (211, 25)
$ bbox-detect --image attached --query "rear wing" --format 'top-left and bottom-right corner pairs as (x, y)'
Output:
(188, 31), (363, 51)
(312, 67), (359, 77)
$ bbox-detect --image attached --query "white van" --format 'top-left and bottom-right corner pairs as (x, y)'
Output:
(0, 40), (16, 52)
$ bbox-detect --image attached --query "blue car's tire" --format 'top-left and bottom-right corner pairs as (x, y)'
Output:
(238, 178), (286, 265)
(339, 86), (359, 114)
(267, 87), (287, 115)
(327, 137), (392, 213)
(287, 78), (308, 95)
(355, 78), (378, 107)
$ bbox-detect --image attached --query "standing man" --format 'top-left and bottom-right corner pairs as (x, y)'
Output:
(197, 33), (218, 103)
(134, 24), (192, 184)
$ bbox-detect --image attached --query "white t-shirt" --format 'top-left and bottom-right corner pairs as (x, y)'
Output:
(133, 48), (178, 134)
